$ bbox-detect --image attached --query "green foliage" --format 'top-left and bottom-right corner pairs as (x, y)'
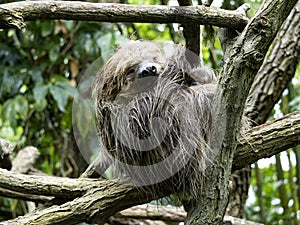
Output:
(246, 159), (298, 225)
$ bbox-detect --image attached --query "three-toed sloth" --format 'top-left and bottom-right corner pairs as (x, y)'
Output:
(93, 41), (217, 197)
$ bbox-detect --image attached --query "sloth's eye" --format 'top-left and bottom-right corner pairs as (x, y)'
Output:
(128, 68), (135, 75)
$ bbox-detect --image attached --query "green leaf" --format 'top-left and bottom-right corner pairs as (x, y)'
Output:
(31, 68), (44, 85)
(2, 99), (17, 129)
(33, 84), (49, 104)
(0, 68), (14, 98)
(14, 95), (28, 121)
(1, 95), (28, 129)
(49, 80), (78, 112)
(0, 126), (15, 139)
(98, 33), (115, 63)
(34, 98), (48, 112)
(49, 84), (68, 112)
(55, 81), (78, 98)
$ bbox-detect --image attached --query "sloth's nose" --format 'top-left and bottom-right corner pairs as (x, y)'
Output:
(140, 65), (158, 77)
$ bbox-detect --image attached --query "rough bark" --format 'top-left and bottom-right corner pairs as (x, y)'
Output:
(247, 0), (300, 124)
(177, 0), (201, 59)
(234, 110), (300, 171)
(0, 181), (157, 225)
(115, 205), (186, 222)
(11, 147), (39, 174)
(112, 204), (264, 225)
(0, 1), (249, 30)
(226, 166), (251, 217)
(185, 0), (298, 224)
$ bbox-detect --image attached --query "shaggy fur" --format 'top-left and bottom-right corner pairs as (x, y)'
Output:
(93, 41), (217, 197)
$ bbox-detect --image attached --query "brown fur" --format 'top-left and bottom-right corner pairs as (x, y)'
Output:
(93, 41), (217, 197)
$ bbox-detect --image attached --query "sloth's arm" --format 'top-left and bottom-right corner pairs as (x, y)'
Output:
(189, 83), (217, 101)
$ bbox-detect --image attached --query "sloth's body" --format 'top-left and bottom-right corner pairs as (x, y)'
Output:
(93, 41), (217, 197)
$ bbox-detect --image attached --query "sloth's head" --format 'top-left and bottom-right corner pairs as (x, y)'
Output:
(93, 41), (166, 103)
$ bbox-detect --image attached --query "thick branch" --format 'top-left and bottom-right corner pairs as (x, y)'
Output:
(0, 1), (249, 30)
(0, 169), (98, 198)
(114, 204), (263, 225)
(228, 2), (300, 217)
(0, 172), (167, 225)
(0, 187), (51, 203)
(116, 205), (186, 222)
(234, 110), (300, 171)
(247, 1), (300, 124)
(11, 146), (39, 174)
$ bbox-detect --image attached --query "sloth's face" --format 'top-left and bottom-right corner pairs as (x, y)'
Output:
(117, 60), (164, 102)
(125, 60), (163, 82)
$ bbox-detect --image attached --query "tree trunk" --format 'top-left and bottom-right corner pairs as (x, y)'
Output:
(185, 0), (297, 224)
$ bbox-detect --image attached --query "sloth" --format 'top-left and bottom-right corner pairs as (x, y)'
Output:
(92, 41), (217, 197)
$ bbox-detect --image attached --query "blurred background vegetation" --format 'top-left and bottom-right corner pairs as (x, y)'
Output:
(0, 0), (299, 224)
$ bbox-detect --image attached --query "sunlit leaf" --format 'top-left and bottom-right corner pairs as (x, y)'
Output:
(2, 99), (17, 129)
(34, 98), (48, 112)
(0, 126), (15, 139)
(1, 95), (28, 129)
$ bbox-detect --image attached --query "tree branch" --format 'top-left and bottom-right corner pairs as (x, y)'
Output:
(113, 204), (264, 225)
(0, 1), (249, 30)
(0, 169), (97, 198)
(177, 0), (201, 58)
(0, 187), (51, 203)
(234, 110), (300, 171)
(246, 1), (300, 124)
(115, 204), (186, 222)
(0, 175), (165, 225)
(11, 146), (39, 174)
